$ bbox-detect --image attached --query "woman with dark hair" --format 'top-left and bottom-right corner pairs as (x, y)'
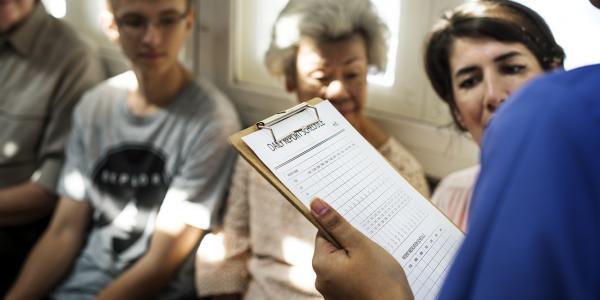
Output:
(425, 0), (564, 231)
(311, 1), (600, 299)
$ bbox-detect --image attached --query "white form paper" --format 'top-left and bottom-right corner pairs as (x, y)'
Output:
(242, 101), (463, 300)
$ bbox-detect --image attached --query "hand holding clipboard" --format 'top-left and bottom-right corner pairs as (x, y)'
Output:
(229, 98), (463, 300)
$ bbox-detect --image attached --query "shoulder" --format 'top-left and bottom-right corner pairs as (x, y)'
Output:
(178, 79), (241, 136)
(32, 14), (102, 86)
(39, 15), (98, 61)
(185, 79), (238, 116)
(484, 65), (600, 158)
(472, 65), (600, 249)
(381, 137), (430, 196)
(534, 65), (600, 124)
(81, 71), (132, 101)
(73, 72), (131, 119)
(495, 65), (600, 131)
(442, 65), (600, 299)
(480, 64), (600, 199)
(431, 165), (478, 209)
(379, 137), (417, 161)
(379, 137), (424, 172)
(530, 64), (600, 94)
(436, 166), (479, 191)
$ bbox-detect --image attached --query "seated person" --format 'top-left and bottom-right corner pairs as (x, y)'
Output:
(196, 0), (428, 299)
(0, 0), (105, 295)
(6, 0), (239, 299)
(311, 1), (600, 297)
(427, 0), (564, 231)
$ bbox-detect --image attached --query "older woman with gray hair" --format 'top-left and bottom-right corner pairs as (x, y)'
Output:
(264, 0), (428, 193)
(196, 0), (428, 299)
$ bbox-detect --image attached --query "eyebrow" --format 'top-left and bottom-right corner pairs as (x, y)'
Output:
(494, 51), (522, 63)
(118, 9), (185, 19)
(307, 56), (365, 70)
(344, 57), (366, 66)
(454, 51), (523, 78)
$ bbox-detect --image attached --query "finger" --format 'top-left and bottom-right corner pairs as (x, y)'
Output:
(310, 198), (365, 250)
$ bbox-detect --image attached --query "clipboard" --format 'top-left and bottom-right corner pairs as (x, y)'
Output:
(228, 98), (342, 248)
(230, 97), (464, 298)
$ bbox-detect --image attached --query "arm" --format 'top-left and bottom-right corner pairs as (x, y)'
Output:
(96, 214), (203, 299)
(208, 294), (243, 299)
(0, 182), (57, 226)
(311, 198), (413, 300)
(0, 44), (104, 227)
(6, 197), (91, 300)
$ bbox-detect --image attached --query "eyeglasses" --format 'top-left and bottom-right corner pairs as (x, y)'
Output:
(115, 10), (190, 36)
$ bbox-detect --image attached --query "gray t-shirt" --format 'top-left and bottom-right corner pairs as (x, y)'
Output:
(53, 71), (240, 299)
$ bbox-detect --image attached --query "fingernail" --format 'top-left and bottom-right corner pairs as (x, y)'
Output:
(310, 198), (329, 217)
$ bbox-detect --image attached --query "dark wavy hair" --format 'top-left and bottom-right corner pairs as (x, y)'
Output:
(424, 0), (564, 130)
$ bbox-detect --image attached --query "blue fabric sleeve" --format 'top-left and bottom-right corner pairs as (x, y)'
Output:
(439, 65), (600, 299)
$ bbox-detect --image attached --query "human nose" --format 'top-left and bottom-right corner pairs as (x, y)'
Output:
(141, 22), (162, 45)
(324, 80), (350, 102)
(483, 75), (508, 113)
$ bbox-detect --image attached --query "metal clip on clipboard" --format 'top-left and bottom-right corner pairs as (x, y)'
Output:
(256, 102), (321, 142)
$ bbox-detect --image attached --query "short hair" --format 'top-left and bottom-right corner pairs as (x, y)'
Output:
(264, 0), (389, 79)
(424, 0), (565, 130)
(107, 0), (192, 12)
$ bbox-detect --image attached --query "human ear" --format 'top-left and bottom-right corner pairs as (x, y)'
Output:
(185, 10), (195, 31)
(100, 10), (120, 43)
(549, 57), (564, 70)
(285, 74), (297, 93)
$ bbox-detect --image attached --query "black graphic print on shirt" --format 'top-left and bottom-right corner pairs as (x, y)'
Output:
(91, 144), (169, 260)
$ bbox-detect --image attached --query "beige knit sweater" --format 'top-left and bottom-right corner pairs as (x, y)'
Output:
(196, 137), (429, 299)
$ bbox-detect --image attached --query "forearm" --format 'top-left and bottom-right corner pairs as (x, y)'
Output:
(0, 181), (57, 226)
(204, 294), (242, 300)
(98, 227), (204, 299)
(96, 255), (175, 300)
(6, 221), (85, 300)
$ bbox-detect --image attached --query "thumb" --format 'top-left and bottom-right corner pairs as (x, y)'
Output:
(310, 198), (364, 250)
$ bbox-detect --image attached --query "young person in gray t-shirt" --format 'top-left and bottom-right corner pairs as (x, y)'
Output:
(6, 1), (240, 299)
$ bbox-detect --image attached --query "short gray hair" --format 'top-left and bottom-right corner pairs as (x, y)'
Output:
(264, 0), (389, 78)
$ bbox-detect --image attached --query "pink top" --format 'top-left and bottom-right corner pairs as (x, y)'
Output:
(431, 165), (480, 232)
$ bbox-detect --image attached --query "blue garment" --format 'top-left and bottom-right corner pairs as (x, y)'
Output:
(439, 64), (600, 299)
